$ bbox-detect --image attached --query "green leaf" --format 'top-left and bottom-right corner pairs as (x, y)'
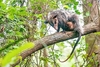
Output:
(64, 5), (69, 9)
(85, 11), (90, 16)
(75, 10), (81, 14)
(34, 14), (43, 18)
(74, 2), (78, 5)
(0, 2), (6, 10)
(73, 5), (77, 10)
(88, 3), (92, 7)
(1, 42), (34, 67)
(7, 13), (14, 20)
(95, 32), (100, 35)
(7, 39), (15, 43)
(15, 31), (23, 37)
(19, 25), (26, 32)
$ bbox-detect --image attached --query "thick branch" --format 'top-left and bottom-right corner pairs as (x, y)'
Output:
(12, 22), (99, 66)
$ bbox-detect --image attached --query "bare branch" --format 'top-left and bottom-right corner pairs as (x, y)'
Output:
(11, 22), (99, 66)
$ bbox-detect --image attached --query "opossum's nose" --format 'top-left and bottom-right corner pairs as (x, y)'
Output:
(44, 20), (48, 24)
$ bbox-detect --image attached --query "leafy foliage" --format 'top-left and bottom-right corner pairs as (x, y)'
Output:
(0, 0), (89, 67)
(1, 42), (34, 67)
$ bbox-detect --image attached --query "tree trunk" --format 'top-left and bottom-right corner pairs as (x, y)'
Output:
(83, 0), (100, 67)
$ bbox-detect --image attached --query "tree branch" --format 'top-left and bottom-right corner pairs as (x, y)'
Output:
(11, 22), (99, 66)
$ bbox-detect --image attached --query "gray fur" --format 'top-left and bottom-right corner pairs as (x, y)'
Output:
(45, 9), (83, 62)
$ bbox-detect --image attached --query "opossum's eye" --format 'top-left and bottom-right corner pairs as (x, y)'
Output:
(53, 15), (57, 19)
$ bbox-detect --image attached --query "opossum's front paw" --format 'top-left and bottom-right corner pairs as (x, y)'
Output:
(61, 31), (66, 33)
